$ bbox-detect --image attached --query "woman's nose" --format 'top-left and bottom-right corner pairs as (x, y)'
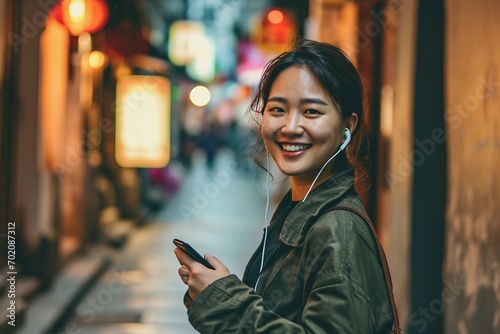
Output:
(281, 111), (303, 136)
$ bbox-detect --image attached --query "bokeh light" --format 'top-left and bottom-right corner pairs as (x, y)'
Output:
(88, 51), (107, 69)
(189, 85), (211, 107)
(267, 9), (283, 24)
(68, 0), (85, 23)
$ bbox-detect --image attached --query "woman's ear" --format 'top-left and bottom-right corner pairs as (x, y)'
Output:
(346, 113), (358, 135)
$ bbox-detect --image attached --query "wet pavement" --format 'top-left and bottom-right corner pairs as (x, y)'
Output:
(50, 150), (267, 334)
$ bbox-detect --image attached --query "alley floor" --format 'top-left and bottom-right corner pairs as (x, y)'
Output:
(22, 150), (270, 334)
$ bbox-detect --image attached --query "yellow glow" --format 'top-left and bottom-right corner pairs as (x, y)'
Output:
(39, 16), (69, 171)
(189, 86), (211, 107)
(380, 84), (394, 137)
(115, 76), (171, 168)
(186, 34), (216, 83)
(168, 21), (206, 66)
(78, 32), (91, 53)
(69, 0), (86, 23)
(88, 51), (107, 69)
(115, 63), (132, 78)
(268, 10), (283, 24)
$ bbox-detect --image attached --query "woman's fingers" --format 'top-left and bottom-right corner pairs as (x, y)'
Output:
(204, 254), (229, 272)
(178, 265), (189, 285)
(174, 249), (232, 300)
(174, 248), (196, 269)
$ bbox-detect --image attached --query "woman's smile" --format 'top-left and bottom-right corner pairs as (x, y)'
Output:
(280, 143), (312, 154)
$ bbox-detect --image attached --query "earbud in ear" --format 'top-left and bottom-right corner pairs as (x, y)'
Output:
(340, 128), (351, 151)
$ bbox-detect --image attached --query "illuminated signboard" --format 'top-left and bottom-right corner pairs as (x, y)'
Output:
(168, 20), (215, 83)
(115, 75), (170, 168)
(168, 20), (205, 66)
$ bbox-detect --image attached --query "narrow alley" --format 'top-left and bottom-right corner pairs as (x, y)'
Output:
(18, 150), (269, 334)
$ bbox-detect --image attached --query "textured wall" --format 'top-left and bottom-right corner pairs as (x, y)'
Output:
(444, 0), (500, 333)
(376, 0), (418, 329)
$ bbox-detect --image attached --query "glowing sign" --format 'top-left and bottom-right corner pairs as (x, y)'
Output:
(115, 75), (170, 168)
(186, 34), (216, 83)
(168, 20), (215, 82)
(168, 21), (205, 66)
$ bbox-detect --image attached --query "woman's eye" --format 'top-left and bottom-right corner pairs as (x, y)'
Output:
(304, 109), (320, 115)
(269, 107), (284, 113)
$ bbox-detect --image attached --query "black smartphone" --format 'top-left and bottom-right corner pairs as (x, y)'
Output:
(173, 238), (215, 270)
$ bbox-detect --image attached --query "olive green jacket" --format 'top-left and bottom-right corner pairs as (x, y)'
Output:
(185, 168), (394, 333)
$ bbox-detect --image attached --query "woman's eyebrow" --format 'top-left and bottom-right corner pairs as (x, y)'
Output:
(267, 96), (329, 106)
(300, 97), (329, 106)
(267, 96), (287, 103)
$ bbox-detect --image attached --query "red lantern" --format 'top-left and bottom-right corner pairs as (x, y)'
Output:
(58, 0), (109, 36)
(252, 8), (297, 55)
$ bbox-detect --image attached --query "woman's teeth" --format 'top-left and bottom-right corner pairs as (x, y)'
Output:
(281, 144), (311, 152)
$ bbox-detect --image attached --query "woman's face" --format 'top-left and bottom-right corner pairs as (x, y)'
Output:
(261, 66), (345, 183)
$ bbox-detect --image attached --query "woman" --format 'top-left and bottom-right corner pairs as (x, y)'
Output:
(175, 38), (398, 333)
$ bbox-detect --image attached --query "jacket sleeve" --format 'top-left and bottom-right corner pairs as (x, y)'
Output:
(183, 290), (193, 309)
(302, 275), (376, 333)
(187, 273), (376, 334)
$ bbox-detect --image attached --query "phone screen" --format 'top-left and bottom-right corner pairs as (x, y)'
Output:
(173, 238), (215, 270)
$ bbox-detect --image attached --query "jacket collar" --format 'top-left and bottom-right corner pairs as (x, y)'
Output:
(276, 168), (356, 247)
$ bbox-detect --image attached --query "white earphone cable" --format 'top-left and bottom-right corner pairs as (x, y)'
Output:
(302, 128), (350, 203)
(301, 147), (342, 203)
(255, 151), (271, 290)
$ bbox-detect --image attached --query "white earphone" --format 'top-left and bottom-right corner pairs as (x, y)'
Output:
(340, 127), (351, 151)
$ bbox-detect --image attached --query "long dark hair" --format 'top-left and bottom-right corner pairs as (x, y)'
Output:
(249, 38), (369, 181)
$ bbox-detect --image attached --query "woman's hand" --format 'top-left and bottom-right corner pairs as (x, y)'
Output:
(174, 248), (230, 300)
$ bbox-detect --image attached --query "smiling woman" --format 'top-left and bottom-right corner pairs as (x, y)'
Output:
(251, 39), (369, 186)
(174, 38), (400, 334)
